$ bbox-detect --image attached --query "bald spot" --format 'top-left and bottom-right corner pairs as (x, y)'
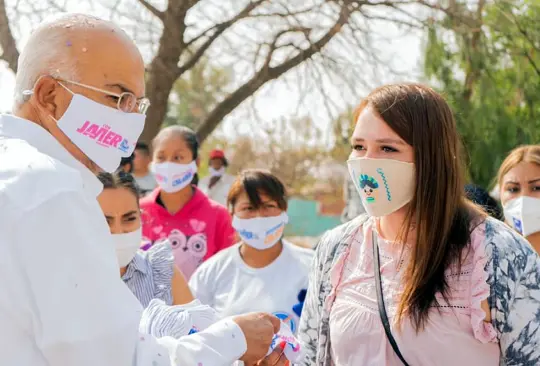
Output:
(24, 14), (145, 98)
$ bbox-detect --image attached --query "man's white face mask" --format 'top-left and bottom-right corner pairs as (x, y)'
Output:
(24, 79), (148, 172)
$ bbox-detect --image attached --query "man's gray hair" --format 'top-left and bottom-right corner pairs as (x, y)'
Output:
(13, 13), (108, 109)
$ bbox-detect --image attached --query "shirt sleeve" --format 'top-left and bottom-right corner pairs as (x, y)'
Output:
(484, 221), (540, 364)
(296, 233), (327, 366)
(14, 191), (248, 366)
(138, 318), (247, 366)
(13, 191), (144, 366)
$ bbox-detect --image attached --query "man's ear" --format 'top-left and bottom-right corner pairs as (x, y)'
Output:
(32, 76), (59, 115)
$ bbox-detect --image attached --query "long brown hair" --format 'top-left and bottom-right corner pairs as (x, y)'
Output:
(354, 83), (484, 330)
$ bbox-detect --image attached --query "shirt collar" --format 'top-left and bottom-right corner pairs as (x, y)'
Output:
(122, 253), (148, 281)
(0, 114), (103, 197)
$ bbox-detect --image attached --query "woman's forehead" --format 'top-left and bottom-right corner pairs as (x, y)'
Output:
(504, 162), (540, 183)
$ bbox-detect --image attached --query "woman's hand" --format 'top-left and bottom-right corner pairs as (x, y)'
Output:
(254, 343), (289, 366)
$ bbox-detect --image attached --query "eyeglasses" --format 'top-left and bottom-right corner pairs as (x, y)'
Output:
(23, 78), (151, 114)
(58, 79), (150, 114)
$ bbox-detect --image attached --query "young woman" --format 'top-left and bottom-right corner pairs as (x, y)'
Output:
(297, 84), (540, 365)
(497, 145), (540, 252)
(96, 171), (194, 307)
(189, 169), (313, 334)
(140, 126), (236, 280)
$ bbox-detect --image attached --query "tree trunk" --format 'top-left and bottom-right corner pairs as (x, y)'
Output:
(138, 4), (187, 143)
(139, 60), (177, 143)
(0, 0), (19, 73)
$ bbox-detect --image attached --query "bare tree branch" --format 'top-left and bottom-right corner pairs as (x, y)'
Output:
(137, 0), (164, 21)
(178, 0), (267, 75)
(196, 4), (352, 141)
(0, 0), (19, 72)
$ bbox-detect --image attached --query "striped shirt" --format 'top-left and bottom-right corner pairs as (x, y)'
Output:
(122, 241), (174, 307)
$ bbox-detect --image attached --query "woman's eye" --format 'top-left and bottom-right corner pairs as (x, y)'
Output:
(532, 186), (540, 191)
(381, 146), (398, 153)
(352, 144), (364, 151)
(506, 187), (519, 193)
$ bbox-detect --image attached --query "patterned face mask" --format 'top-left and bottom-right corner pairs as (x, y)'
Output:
(347, 157), (415, 217)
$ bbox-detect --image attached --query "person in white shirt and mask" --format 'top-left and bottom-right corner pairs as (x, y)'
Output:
(497, 144), (540, 252)
(190, 169), (314, 336)
(200, 149), (236, 206)
(0, 13), (283, 366)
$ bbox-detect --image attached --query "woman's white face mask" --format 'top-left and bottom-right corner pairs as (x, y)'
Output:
(113, 227), (142, 267)
(151, 161), (197, 193)
(232, 212), (289, 250)
(503, 196), (540, 237)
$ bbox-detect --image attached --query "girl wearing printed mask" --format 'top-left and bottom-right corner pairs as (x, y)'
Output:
(297, 84), (540, 366)
(189, 169), (313, 334)
(140, 126), (236, 280)
(96, 171), (194, 307)
(497, 145), (540, 252)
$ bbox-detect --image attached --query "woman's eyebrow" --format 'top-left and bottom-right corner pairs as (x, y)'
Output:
(375, 138), (406, 145)
(122, 210), (138, 218)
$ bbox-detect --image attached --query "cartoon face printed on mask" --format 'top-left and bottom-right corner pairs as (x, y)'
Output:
(359, 174), (380, 204)
(165, 229), (208, 279)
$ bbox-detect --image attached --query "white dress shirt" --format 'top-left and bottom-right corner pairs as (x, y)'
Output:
(0, 114), (246, 366)
(199, 173), (235, 206)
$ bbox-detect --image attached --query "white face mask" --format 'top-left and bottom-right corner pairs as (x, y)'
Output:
(209, 167), (225, 177)
(347, 157), (415, 217)
(55, 93), (145, 173)
(503, 196), (540, 237)
(151, 161), (197, 193)
(113, 227), (142, 268)
(232, 212), (289, 250)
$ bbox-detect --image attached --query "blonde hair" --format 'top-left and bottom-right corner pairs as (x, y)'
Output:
(497, 145), (540, 186)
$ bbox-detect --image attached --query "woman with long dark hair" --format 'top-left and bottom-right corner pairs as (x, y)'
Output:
(297, 84), (540, 365)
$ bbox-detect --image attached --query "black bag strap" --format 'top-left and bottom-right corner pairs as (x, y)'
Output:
(372, 230), (410, 366)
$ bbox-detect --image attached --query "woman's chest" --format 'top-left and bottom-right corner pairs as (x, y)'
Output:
(214, 270), (307, 334)
(143, 214), (215, 256)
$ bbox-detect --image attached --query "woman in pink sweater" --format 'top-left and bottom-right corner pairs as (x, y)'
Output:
(140, 126), (235, 280)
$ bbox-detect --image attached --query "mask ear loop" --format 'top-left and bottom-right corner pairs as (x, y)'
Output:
(21, 76), (74, 100)
(23, 77), (75, 123)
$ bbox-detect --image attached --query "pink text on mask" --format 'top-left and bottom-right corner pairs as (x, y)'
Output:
(76, 121), (130, 152)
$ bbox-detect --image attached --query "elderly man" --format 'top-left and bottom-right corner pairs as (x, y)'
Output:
(0, 14), (285, 366)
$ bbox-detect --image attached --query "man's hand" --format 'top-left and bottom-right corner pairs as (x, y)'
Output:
(233, 312), (280, 365)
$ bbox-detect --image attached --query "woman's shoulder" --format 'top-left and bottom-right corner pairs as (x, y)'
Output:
(195, 186), (229, 211)
(315, 214), (370, 256)
(471, 217), (538, 268)
(283, 240), (315, 266)
(145, 240), (174, 263)
(139, 190), (159, 210)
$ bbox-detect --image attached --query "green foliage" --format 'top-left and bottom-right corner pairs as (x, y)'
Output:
(165, 58), (232, 131)
(423, 0), (540, 188)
